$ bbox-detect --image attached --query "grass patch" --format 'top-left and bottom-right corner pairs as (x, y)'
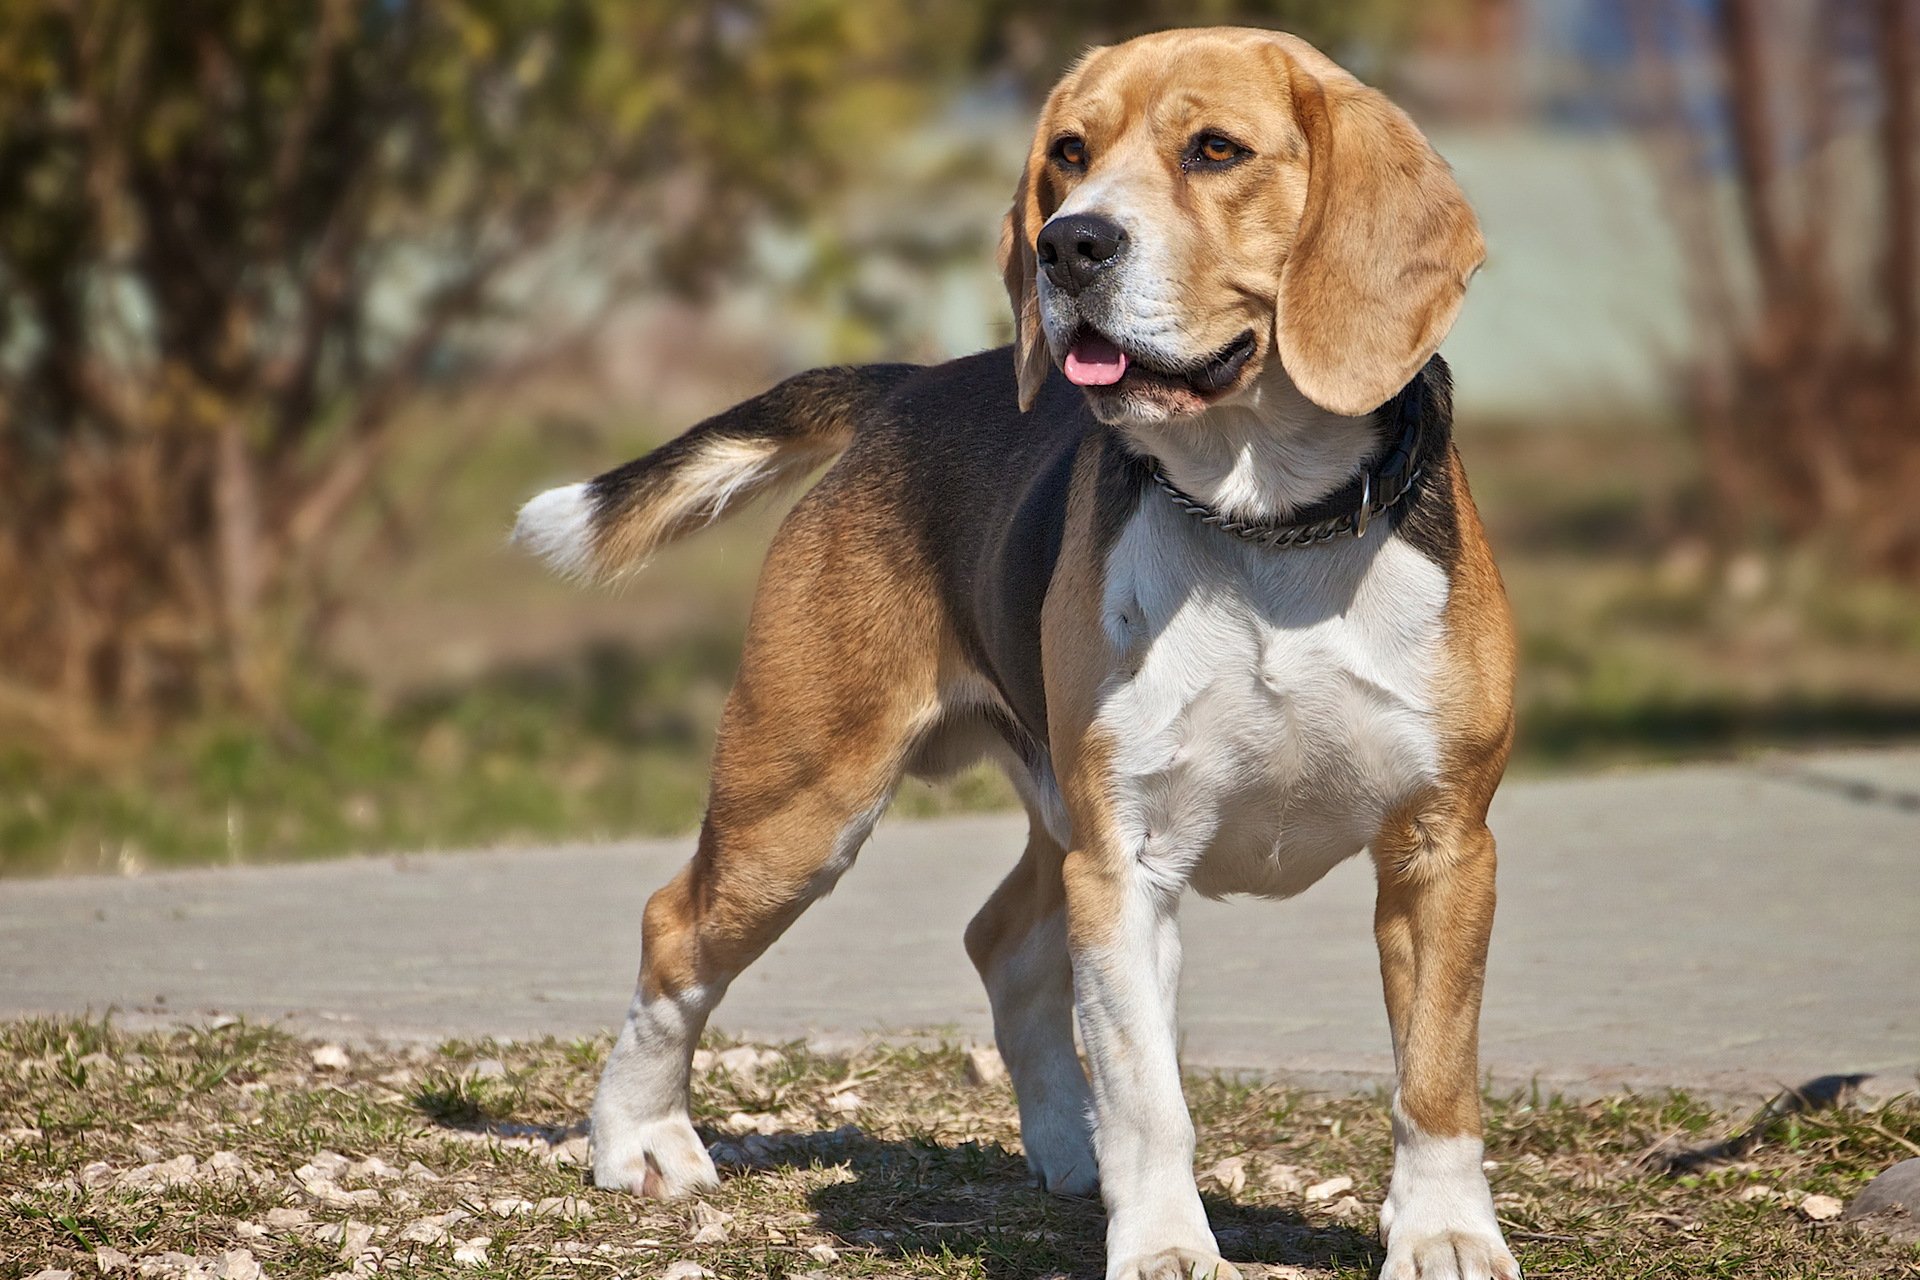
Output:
(2, 1018), (1915, 1278)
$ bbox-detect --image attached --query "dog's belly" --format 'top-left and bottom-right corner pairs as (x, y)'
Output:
(1092, 499), (1449, 900)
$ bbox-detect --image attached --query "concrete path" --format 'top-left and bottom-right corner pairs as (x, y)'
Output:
(7, 750), (1917, 1099)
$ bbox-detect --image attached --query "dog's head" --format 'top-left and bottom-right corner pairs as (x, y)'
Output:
(1001, 28), (1484, 423)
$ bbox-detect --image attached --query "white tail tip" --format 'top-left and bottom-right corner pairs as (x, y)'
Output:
(512, 482), (598, 579)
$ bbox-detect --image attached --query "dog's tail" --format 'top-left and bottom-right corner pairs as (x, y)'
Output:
(513, 363), (917, 582)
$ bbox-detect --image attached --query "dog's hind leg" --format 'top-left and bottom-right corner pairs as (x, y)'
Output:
(588, 499), (940, 1198)
(965, 817), (1099, 1196)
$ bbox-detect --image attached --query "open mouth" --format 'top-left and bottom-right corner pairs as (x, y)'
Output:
(1062, 328), (1257, 399)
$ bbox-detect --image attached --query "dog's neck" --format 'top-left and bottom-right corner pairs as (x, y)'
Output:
(1116, 370), (1386, 525)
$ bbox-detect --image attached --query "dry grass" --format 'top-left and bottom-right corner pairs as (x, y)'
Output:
(3, 1018), (1916, 1279)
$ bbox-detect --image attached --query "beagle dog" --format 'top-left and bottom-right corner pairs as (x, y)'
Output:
(515, 26), (1516, 1280)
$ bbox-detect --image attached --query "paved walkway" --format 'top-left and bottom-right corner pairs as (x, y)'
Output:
(6, 751), (1917, 1099)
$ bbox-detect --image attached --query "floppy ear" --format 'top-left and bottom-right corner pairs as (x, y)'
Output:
(1277, 55), (1485, 417)
(999, 133), (1053, 412)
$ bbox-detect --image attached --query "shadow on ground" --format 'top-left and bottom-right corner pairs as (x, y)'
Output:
(714, 1125), (1380, 1280)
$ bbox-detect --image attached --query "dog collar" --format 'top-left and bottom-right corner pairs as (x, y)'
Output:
(1145, 364), (1432, 550)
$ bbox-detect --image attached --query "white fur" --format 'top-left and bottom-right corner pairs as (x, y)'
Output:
(669, 436), (791, 526)
(1068, 472), (1453, 1280)
(512, 482), (597, 579)
(1122, 380), (1386, 523)
(977, 901), (1100, 1196)
(1380, 1099), (1519, 1280)
(515, 437), (795, 583)
(1041, 166), (1195, 384)
(1095, 492), (1448, 902)
(1076, 879), (1219, 1279)
(590, 981), (721, 1197)
(589, 756), (903, 1198)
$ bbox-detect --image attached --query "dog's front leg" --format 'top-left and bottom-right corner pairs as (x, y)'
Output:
(1371, 814), (1520, 1280)
(1063, 840), (1241, 1280)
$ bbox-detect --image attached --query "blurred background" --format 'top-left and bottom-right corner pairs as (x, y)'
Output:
(1, 0), (1916, 875)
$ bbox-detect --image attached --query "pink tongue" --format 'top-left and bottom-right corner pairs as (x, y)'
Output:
(1064, 335), (1129, 386)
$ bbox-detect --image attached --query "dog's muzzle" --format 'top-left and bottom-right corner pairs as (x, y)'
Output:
(1037, 213), (1129, 295)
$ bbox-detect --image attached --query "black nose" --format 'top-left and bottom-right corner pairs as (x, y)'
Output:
(1037, 213), (1129, 293)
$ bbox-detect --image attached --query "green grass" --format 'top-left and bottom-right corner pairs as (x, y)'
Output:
(0, 644), (1020, 877)
(2, 1018), (1915, 1278)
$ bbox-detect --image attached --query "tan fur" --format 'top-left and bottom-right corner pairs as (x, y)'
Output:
(631, 481), (944, 1003)
(597, 435), (843, 575)
(999, 28), (1484, 417)
(1370, 452), (1516, 1138)
(1039, 434), (1138, 952)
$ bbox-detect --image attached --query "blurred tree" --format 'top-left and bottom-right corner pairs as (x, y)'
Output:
(0, 0), (1420, 751)
(0, 0), (942, 749)
(1629, 0), (1920, 579)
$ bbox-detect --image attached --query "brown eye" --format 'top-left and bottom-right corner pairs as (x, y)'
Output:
(1188, 133), (1249, 169)
(1052, 136), (1087, 169)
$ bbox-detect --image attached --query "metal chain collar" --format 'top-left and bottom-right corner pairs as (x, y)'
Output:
(1148, 459), (1425, 549)
(1144, 374), (1430, 550)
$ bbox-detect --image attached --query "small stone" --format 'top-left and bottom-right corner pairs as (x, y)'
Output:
(1305, 1175), (1354, 1202)
(402, 1160), (441, 1182)
(805, 1242), (840, 1263)
(216, 1250), (261, 1280)
(451, 1237), (491, 1266)
(94, 1248), (132, 1274)
(661, 1264), (713, 1280)
(964, 1045), (1008, 1086)
(548, 1136), (589, 1166)
(1799, 1193), (1844, 1221)
(466, 1058), (507, 1081)
(264, 1206), (311, 1229)
(1737, 1184), (1777, 1203)
(1327, 1195), (1368, 1222)
(79, 1161), (115, 1188)
(354, 1155), (404, 1181)
(824, 1089), (863, 1114)
(690, 1202), (733, 1244)
(724, 1110), (784, 1136)
(716, 1045), (781, 1077)
(310, 1044), (351, 1072)
(398, 1219), (450, 1246)
(691, 1049), (717, 1072)
(1852, 1075), (1919, 1107)
(120, 1154), (197, 1189)
(489, 1196), (534, 1217)
(1203, 1156), (1248, 1196)
(534, 1195), (594, 1219)
(1845, 1157), (1920, 1243)
(28, 1270), (74, 1280)
(315, 1221), (376, 1260)
(1259, 1160), (1308, 1196)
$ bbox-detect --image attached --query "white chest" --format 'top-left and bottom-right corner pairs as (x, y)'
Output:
(1091, 498), (1450, 899)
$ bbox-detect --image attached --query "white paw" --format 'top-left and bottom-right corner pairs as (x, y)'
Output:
(1379, 1226), (1519, 1280)
(1380, 1117), (1517, 1279)
(1380, 1176), (1518, 1280)
(589, 1113), (718, 1199)
(1021, 1104), (1099, 1196)
(1111, 1248), (1243, 1280)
